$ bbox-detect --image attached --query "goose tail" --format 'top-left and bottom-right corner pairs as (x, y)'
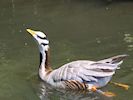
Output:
(98, 54), (128, 66)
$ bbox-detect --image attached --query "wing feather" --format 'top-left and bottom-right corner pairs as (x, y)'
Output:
(51, 60), (116, 83)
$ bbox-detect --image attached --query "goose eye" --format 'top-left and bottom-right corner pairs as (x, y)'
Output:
(37, 35), (47, 39)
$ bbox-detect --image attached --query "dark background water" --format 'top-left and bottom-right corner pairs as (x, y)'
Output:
(0, 0), (133, 100)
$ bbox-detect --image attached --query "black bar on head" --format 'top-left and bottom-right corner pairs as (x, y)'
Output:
(41, 43), (48, 46)
(37, 35), (47, 39)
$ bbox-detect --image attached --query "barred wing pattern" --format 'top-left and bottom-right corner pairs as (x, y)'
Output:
(50, 61), (116, 88)
(46, 55), (127, 89)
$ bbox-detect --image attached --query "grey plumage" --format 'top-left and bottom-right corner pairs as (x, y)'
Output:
(26, 29), (128, 91)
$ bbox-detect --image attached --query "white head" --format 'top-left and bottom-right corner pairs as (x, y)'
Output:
(26, 29), (49, 52)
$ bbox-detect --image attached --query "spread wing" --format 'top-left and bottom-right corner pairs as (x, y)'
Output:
(51, 60), (117, 83)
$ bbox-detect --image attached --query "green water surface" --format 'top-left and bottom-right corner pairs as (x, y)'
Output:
(0, 0), (133, 100)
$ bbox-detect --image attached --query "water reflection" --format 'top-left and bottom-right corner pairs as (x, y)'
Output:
(38, 82), (113, 100)
(0, 40), (9, 66)
(0, 0), (133, 99)
(11, 0), (15, 14)
(124, 33), (133, 51)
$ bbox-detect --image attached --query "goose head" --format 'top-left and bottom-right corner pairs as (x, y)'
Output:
(26, 29), (49, 52)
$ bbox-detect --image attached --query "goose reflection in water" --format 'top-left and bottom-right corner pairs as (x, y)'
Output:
(38, 82), (113, 100)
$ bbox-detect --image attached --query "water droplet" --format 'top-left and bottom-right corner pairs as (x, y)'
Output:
(67, 58), (70, 61)
(19, 30), (22, 33)
(24, 43), (28, 46)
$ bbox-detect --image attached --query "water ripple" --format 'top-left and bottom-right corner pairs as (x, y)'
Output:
(124, 33), (133, 51)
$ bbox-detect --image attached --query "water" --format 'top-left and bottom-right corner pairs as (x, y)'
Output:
(0, 0), (133, 100)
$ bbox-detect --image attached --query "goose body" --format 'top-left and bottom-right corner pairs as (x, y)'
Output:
(26, 29), (128, 96)
(42, 57), (125, 90)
